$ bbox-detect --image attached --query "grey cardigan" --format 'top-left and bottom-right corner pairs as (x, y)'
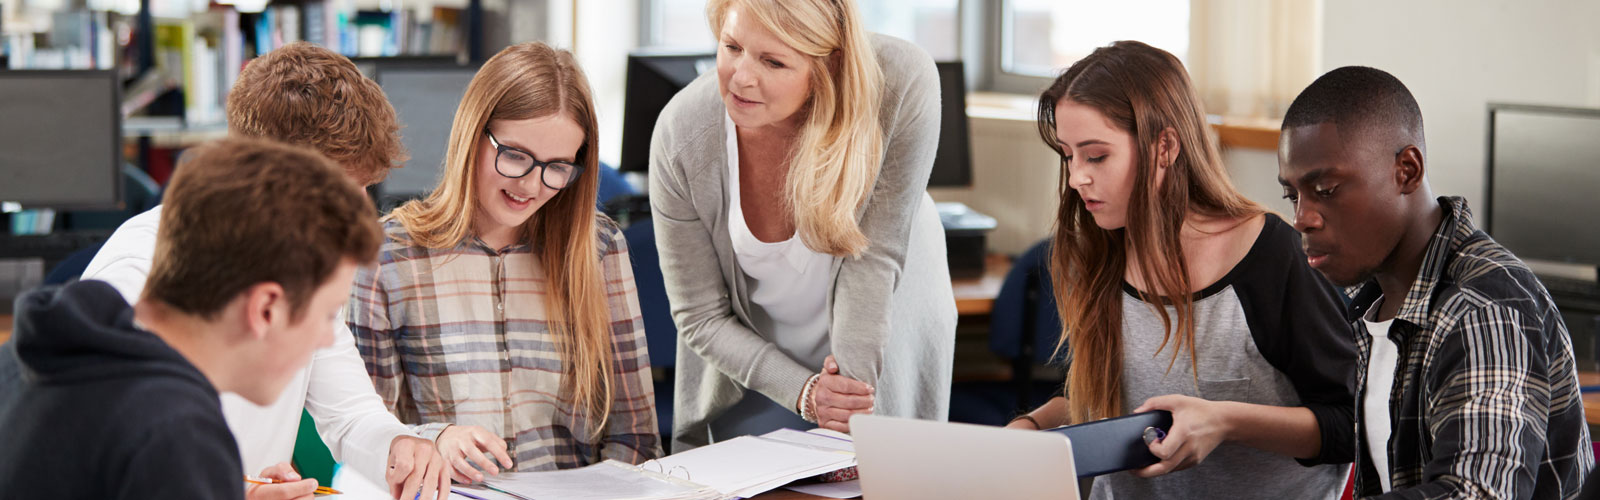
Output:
(649, 34), (957, 452)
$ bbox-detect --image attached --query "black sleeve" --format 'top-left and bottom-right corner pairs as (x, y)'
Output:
(114, 412), (244, 500)
(1233, 216), (1359, 466)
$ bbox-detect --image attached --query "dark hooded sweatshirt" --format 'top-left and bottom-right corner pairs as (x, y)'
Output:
(0, 280), (242, 499)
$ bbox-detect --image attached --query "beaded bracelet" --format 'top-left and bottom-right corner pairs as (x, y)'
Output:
(798, 374), (823, 423)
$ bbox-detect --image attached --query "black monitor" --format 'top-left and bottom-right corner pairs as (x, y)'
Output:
(0, 70), (122, 210)
(371, 60), (481, 211)
(619, 51), (715, 173)
(931, 61), (972, 187)
(1484, 103), (1600, 269)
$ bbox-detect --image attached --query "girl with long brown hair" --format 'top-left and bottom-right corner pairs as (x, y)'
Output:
(1004, 41), (1357, 499)
(347, 42), (660, 481)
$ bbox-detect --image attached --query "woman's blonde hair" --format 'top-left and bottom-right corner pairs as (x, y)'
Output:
(707, 0), (884, 256)
(388, 42), (616, 433)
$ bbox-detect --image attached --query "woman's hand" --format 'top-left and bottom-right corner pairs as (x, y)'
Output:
(435, 425), (515, 484)
(1130, 394), (1233, 478)
(812, 355), (874, 433)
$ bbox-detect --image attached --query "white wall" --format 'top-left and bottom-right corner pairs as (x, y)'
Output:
(571, 0), (636, 168)
(929, 104), (1062, 256)
(1320, 0), (1600, 219)
(1224, 147), (1294, 218)
(1213, 0), (1600, 226)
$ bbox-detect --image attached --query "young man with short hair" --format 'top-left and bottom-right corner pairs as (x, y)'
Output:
(0, 138), (380, 498)
(1277, 66), (1592, 499)
(80, 42), (493, 499)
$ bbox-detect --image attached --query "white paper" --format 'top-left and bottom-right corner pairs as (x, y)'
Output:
(758, 428), (855, 453)
(481, 461), (719, 500)
(652, 435), (854, 497)
(449, 485), (526, 500)
(327, 464), (405, 500)
(784, 480), (863, 499)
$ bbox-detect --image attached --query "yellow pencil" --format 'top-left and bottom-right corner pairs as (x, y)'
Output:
(244, 475), (343, 496)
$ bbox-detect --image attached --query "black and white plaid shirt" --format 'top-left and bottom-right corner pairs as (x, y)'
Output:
(1347, 196), (1593, 499)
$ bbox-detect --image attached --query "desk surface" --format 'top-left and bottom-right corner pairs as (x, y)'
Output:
(1, 314), (11, 345)
(1582, 371), (1599, 425)
(951, 254), (1010, 316)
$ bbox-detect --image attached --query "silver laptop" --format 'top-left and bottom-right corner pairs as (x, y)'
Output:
(851, 415), (1080, 500)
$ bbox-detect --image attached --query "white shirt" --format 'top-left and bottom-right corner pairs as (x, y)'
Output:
(725, 113), (835, 370)
(1362, 300), (1400, 493)
(81, 205), (414, 485)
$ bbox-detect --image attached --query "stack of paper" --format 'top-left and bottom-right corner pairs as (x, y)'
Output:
(651, 429), (856, 498)
(458, 461), (719, 500)
(451, 428), (857, 500)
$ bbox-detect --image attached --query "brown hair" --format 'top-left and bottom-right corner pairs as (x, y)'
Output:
(387, 42), (616, 433)
(1037, 41), (1263, 424)
(144, 137), (381, 322)
(226, 41), (406, 186)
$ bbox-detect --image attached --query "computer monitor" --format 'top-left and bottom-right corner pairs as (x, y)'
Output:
(619, 51), (715, 173)
(372, 61), (481, 211)
(0, 70), (122, 210)
(931, 61), (973, 187)
(1485, 103), (1600, 269)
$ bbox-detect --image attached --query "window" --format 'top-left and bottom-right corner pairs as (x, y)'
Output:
(1002, 0), (1189, 78)
(641, 0), (959, 62)
(642, 0), (713, 50)
(858, 0), (959, 62)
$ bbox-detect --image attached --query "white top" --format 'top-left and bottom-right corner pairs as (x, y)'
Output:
(1362, 301), (1401, 493)
(724, 113), (835, 370)
(80, 205), (415, 485)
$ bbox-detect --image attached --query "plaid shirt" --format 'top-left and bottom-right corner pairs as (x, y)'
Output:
(347, 218), (661, 471)
(1347, 196), (1592, 499)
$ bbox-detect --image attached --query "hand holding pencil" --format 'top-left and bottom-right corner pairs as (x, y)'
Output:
(245, 462), (337, 499)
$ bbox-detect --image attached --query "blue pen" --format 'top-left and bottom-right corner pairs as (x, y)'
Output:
(450, 489), (492, 500)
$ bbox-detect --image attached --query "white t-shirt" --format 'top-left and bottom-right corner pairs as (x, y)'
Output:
(80, 205), (415, 485)
(724, 113), (836, 371)
(1362, 300), (1401, 493)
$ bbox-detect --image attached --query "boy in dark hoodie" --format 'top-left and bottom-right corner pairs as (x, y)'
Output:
(0, 137), (381, 499)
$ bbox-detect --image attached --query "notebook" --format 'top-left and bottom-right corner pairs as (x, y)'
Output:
(453, 428), (857, 500)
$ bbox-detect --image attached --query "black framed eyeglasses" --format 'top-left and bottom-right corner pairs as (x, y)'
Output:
(485, 130), (585, 190)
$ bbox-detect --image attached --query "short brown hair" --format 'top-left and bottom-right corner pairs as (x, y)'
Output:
(226, 42), (406, 186)
(144, 137), (381, 322)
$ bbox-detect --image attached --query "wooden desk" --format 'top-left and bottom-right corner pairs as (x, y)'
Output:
(0, 314), (11, 345)
(1582, 371), (1599, 425)
(951, 254), (1011, 316)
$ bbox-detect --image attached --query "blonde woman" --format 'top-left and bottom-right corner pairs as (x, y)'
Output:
(651, 0), (956, 451)
(347, 42), (660, 481)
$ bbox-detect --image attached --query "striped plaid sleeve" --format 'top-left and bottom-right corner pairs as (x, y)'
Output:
(347, 261), (410, 421)
(596, 226), (664, 464)
(1375, 304), (1547, 500)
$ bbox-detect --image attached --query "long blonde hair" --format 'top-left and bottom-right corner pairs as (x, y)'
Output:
(707, 0), (884, 256)
(388, 42), (616, 433)
(1037, 41), (1264, 424)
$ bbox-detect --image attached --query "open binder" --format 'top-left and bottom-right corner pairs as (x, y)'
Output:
(451, 428), (856, 500)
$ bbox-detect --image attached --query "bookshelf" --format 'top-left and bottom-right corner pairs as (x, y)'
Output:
(4, 0), (487, 184)
(3, 0), (486, 125)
